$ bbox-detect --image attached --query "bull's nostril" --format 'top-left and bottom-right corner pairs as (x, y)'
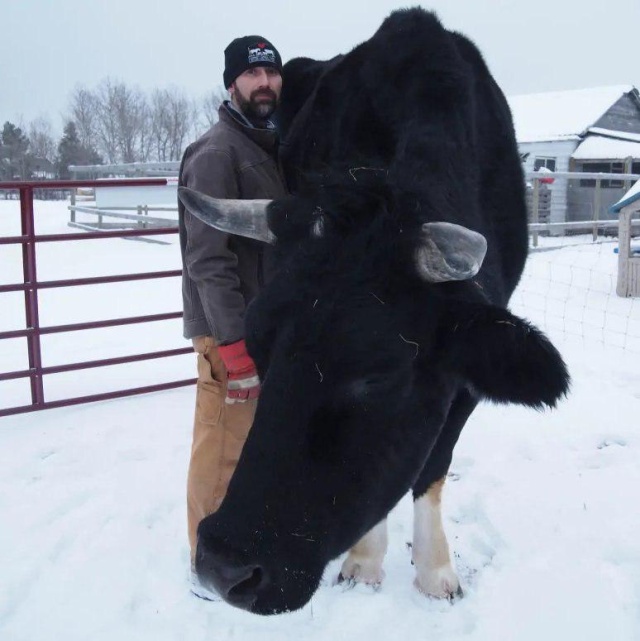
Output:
(228, 566), (265, 599)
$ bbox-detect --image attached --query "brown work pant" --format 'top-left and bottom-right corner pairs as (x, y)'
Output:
(186, 336), (256, 561)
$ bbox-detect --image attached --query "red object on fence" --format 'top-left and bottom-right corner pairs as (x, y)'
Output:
(0, 179), (195, 418)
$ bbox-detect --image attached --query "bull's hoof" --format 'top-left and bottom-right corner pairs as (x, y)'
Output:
(336, 558), (385, 590)
(336, 572), (382, 592)
(414, 565), (463, 601)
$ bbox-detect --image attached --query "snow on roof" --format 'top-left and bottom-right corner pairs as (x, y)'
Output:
(610, 178), (640, 213)
(572, 136), (640, 160)
(507, 85), (635, 143)
(587, 128), (640, 143)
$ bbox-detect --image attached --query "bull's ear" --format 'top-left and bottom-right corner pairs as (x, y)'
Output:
(441, 304), (570, 409)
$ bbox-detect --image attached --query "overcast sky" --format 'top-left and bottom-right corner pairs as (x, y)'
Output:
(2, 0), (639, 132)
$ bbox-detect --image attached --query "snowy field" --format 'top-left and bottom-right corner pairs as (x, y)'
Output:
(1, 199), (640, 641)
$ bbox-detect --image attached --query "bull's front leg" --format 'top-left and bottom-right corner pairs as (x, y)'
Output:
(412, 476), (462, 598)
(339, 518), (388, 586)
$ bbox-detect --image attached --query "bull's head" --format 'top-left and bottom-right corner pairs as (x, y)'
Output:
(178, 184), (569, 615)
(178, 187), (488, 283)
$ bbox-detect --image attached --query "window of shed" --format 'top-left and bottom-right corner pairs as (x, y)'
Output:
(609, 162), (624, 188)
(580, 161), (626, 188)
(533, 157), (557, 171)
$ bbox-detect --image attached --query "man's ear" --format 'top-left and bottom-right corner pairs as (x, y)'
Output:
(439, 302), (570, 409)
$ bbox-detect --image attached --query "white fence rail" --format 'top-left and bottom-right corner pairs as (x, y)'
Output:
(69, 204), (177, 228)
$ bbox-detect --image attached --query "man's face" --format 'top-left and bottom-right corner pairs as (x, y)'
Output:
(230, 66), (283, 121)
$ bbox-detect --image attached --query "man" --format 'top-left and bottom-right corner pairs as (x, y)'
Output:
(177, 35), (287, 596)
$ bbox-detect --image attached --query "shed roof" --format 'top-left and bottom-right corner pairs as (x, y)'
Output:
(507, 85), (635, 143)
(572, 136), (640, 160)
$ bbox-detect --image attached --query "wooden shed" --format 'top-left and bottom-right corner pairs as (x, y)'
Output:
(610, 180), (640, 297)
(508, 85), (640, 227)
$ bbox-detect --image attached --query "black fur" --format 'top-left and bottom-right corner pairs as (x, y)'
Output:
(196, 8), (570, 615)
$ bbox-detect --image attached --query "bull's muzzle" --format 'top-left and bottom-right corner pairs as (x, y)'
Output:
(195, 539), (269, 611)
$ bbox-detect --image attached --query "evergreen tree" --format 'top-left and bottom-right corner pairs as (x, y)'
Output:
(1, 121), (31, 180)
(57, 121), (102, 179)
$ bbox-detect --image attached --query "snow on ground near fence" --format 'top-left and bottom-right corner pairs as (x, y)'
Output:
(1, 199), (639, 640)
(0, 199), (192, 409)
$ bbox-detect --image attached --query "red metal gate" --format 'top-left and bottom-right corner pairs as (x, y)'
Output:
(0, 179), (194, 417)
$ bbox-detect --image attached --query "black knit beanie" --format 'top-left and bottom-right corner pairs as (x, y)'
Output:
(223, 35), (283, 88)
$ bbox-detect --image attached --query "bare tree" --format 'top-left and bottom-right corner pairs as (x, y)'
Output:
(201, 87), (227, 129)
(151, 87), (193, 161)
(90, 79), (148, 163)
(95, 78), (122, 163)
(137, 102), (153, 162)
(60, 78), (227, 164)
(189, 98), (204, 143)
(113, 83), (147, 163)
(28, 117), (56, 163)
(167, 88), (193, 160)
(150, 89), (171, 161)
(69, 86), (100, 151)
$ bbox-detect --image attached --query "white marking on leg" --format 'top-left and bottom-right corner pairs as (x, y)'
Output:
(340, 518), (388, 586)
(413, 477), (461, 598)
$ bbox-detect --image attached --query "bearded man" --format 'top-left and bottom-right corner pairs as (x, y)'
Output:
(177, 35), (287, 598)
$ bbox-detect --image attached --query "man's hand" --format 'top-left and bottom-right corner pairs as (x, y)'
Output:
(218, 339), (260, 404)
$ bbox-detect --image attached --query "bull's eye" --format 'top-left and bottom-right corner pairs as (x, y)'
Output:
(346, 376), (387, 401)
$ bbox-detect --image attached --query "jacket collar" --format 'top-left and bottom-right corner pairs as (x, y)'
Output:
(219, 102), (279, 155)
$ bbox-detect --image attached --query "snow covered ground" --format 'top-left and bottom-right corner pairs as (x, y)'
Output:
(1, 199), (639, 640)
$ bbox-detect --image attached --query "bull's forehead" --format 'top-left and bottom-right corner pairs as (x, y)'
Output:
(269, 283), (430, 377)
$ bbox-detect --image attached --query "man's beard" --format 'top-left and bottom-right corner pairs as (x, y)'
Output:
(235, 87), (278, 122)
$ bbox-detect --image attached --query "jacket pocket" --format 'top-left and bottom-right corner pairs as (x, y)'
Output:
(194, 337), (227, 425)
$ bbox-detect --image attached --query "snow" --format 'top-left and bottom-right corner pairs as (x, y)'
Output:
(507, 85), (634, 143)
(1, 199), (640, 640)
(572, 136), (640, 161)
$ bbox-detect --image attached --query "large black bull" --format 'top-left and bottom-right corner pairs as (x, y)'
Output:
(179, 8), (569, 615)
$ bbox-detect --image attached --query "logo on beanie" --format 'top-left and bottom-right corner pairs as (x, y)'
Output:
(248, 43), (276, 64)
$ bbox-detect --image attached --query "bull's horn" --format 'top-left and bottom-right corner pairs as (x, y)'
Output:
(178, 187), (275, 243)
(415, 222), (487, 282)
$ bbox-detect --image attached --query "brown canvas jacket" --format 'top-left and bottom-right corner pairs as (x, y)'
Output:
(178, 103), (287, 344)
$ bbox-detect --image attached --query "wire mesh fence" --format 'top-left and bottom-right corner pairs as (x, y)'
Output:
(511, 236), (640, 353)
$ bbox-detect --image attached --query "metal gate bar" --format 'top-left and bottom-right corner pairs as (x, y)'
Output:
(0, 179), (195, 417)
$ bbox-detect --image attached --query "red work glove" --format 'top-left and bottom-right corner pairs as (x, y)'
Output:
(218, 339), (261, 404)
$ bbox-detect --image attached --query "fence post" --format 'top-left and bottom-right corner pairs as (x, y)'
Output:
(70, 188), (76, 223)
(624, 157), (633, 192)
(137, 205), (143, 229)
(20, 186), (45, 407)
(593, 178), (601, 242)
(531, 178), (540, 248)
